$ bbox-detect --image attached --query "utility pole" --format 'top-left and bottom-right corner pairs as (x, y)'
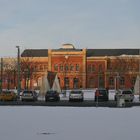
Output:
(0, 58), (3, 93)
(64, 55), (69, 97)
(16, 46), (21, 97)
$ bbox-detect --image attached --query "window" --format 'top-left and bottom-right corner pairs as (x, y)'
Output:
(131, 77), (136, 85)
(109, 77), (114, 86)
(70, 64), (74, 71)
(64, 77), (69, 89)
(120, 77), (125, 86)
(60, 64), (63, 71)
(65, 64), (69, 71)
(73, 78), (79, 88)
(54, 64), (58, 71)
(99, 64), (103, 72)
(89, 77), (94, 88)
(76, 64), (79, 71)
(88, 64), (92, 72)
(92, 65), (95, 72)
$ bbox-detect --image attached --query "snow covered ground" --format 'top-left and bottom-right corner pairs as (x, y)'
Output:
(0, 106), (140, 140)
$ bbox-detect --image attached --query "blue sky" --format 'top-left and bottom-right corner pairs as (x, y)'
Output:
(0, 0), (140, 57)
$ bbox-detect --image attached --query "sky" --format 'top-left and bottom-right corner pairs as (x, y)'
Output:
(0, 0), (140, 57)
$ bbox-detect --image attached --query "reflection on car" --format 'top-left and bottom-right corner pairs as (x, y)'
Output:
(95, 88), (109, 102)
(69, 90), (84, 101)
(21, 90), (38, 101)
(115, 89), (134, 102)
(0, 90), (17, 101)
(45, 90), (60, 101)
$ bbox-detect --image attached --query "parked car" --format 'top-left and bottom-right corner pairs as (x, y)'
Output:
(69, 90), (84, 101)
(94, 88), (109, 102)
(21, 90), (38, 101)
(115, 89), (134, 102)
(0, 90), (17, 101)
(45, 90), (60, 101)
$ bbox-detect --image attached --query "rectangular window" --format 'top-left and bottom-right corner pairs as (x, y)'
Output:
(60, 64), (63, 71)
(99, 64), (103, 72)
(65, 64), (69, 71)
(120, 77), (125, 86)
(70, 64), (74, 71)
(54, 64), (58, 71)
(109, 77), (114, 86)
(76, 64), (79, 71)
(92, 65), (95, 72)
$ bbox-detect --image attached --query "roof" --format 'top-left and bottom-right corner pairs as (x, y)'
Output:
(21, 49), (48, 57)
(86, 49), (139, 57)
(21, 48), (139, 57)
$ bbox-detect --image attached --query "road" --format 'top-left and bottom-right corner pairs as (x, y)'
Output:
(0, 100), (140, 107)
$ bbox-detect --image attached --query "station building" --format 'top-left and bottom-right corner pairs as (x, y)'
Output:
(20, 44), (140, 90)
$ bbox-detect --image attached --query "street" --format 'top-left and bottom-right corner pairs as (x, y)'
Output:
(0, 100), (140, 107)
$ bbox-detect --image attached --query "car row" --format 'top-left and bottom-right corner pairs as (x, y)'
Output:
(0, 88), (134, 102)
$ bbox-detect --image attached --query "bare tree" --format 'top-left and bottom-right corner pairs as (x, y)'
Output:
(3, 58), (17, 90)
(20, 57), (38, 90)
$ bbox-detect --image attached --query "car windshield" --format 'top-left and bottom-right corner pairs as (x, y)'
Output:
(47, 91), (57, 94)
(98, 90), (107, 94)
(122, 91), (132, 94)
(71, 91), (82, 94)
(23, 91), (33, 94)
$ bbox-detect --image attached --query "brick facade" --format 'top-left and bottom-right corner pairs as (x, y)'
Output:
(1, 44), (140, 90)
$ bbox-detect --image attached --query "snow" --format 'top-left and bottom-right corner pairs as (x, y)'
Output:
(1, 89), (140, 140)
(0, 106), (140, 140)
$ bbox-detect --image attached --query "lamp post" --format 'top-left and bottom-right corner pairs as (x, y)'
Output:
(64, 55), (69, 97)
(114, 72), (120, 92)
(16, 46), (21, 97)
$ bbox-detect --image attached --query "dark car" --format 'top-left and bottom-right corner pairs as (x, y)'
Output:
(94, 88), (109, 102)
(21, 90), (38, 101)
(45, 90), (60, 101)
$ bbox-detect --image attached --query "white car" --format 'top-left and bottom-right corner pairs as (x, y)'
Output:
(69, 90), (84, 101)
(115, 89), (134, 102)
(21, 90), (38, 101)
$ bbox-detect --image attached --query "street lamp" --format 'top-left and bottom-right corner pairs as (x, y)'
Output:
(16, 46), (21, 97)
(63, 55), (69, 97)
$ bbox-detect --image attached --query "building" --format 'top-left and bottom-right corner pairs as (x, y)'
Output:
(21, 44), (140, 90)
(0, 44), (140, 90)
